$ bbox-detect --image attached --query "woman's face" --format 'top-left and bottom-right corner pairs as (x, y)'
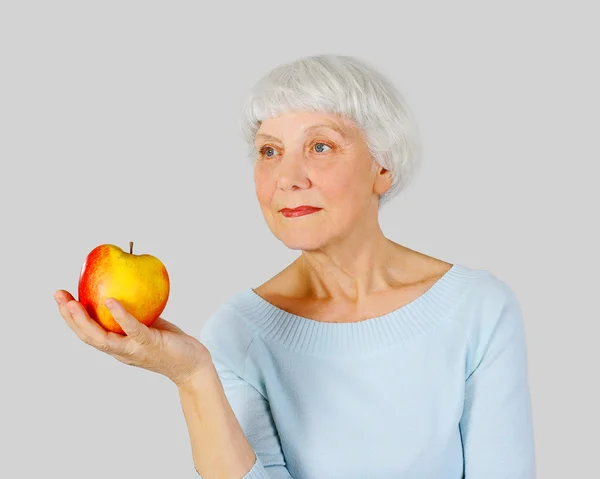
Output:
(253, 110), (390, 251)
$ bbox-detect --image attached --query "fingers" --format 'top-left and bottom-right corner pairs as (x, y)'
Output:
(65, 300), (109, 340)
(54, 290), (75, 304)
(55, 291), (130, 355)
(104, 298), (151, 344)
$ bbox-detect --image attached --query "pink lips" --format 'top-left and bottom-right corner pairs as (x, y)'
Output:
(280, 206), (322, 218)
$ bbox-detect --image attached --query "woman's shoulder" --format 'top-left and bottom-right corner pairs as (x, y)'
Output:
(450, 266), (526, 345)
(194, 294), (260, 373)
(459, 266), (521, 307)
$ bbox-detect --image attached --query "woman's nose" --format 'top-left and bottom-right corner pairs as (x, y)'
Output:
(276, 154), (311, 191)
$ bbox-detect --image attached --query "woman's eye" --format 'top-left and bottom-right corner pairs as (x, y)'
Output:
(313, 142), (332, 153)
(258, 146), (278, 158)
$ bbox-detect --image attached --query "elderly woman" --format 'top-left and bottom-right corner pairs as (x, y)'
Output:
(55, 54), (536, 478)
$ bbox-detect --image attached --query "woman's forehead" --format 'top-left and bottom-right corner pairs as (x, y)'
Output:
(256, 111), (357, 138)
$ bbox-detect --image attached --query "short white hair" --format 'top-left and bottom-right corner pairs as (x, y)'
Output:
(239, 54), (423, 208)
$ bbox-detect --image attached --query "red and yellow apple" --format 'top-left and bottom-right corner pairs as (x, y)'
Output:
(78, 242), (170, 335)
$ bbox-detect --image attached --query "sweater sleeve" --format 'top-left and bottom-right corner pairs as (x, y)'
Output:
(194, 305), (294, 479)
(459, 276), (536, 478)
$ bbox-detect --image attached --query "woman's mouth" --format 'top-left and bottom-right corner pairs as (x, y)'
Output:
(280, 206), (322, 218)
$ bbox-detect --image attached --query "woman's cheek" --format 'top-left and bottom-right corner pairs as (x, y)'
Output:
(254, 171), (272, 203)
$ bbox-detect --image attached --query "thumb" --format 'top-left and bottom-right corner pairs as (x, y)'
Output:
(105, 298), (148, 341)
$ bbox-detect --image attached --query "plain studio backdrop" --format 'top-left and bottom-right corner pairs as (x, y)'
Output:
(1, 1), (598, 478)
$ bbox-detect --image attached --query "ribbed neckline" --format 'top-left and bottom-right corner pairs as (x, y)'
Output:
(228, 263), (480, 356)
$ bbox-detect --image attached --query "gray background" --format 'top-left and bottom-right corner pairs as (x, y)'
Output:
(1, 1), (598, 477)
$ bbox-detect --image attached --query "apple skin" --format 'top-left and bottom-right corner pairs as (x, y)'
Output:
(78, 243), (170, 335)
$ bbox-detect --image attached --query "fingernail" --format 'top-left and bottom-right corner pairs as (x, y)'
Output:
(55, 296), (63, 305)
(105, 299), (115, 308)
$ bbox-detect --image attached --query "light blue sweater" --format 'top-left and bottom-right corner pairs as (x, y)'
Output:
(196, 263), (536, 478)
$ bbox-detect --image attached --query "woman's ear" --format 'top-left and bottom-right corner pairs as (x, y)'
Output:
(373, 165), (393, 196)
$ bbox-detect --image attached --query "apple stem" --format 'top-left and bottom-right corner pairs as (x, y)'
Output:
(130, 241), (133, 254)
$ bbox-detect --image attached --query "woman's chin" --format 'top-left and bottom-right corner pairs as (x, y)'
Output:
(278, 234), (326, 251)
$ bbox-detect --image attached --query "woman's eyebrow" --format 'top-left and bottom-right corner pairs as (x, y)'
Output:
(304, 123), (348, 137)
(255, 124), (349, 142)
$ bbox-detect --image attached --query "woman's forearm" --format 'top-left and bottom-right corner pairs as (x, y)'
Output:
(177, 365), (257, 478)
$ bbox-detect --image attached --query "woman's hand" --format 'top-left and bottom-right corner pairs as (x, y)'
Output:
(54, 290), (214, 388)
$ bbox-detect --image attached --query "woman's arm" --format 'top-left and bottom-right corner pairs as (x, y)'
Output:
(459, 276), (536, 478)
(179, 301), (295, 479)
(177, 364), (258, 478)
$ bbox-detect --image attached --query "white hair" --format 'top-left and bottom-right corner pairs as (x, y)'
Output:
(238, 54), (423, 208)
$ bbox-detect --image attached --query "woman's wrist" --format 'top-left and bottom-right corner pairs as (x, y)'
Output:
(175, 362), (218, 395)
